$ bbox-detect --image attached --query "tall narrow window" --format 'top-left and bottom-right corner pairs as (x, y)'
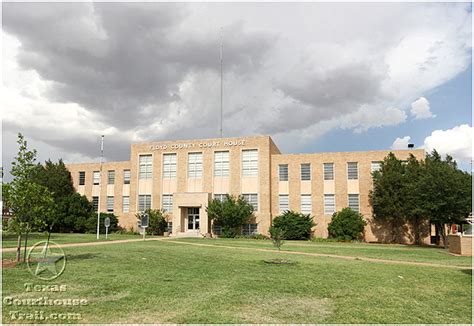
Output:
(106, 196), (114, 212)
(301, 163), (311, 181)
(107, 170), (115, 184)
(122, 196), (130, 213)
(123, 169), (131, 184)
(371, 161), (382, 173)
(188, 152), (203, 178)
(79, 171), (85, 185)
(93, 171), (100, 185)
(323, 163), (334, 180)
(301, 194), (312, 214)
(279, 195), (289, 213)
(242, 193), (258, 211)
(242, 149), (258, 177)
(162, 194), (173, 212)
(138, 195), (151, 212)
(279, 164), (288, 181)
(348, 194), (360, 213)
(347, 162), (358, 180)
(324, 194), (335, 215)
(214, 151), (229, 177)
(163, 153), (177, 179)
(92, 196), (99, 211)
(139, 155), (153, 179)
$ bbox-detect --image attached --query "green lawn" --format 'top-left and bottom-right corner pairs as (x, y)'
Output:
(2, 238), (472, 323)
(1, 232), (154, 248)
(174, 237), (473, 267)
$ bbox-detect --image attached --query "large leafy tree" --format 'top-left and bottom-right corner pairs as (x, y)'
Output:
(206, 194), (254, 237)
(31, 159), (74, 200)
(417, 150), (472, 247)
(369, 153), (408, 243)
(6, 133), (54, 261)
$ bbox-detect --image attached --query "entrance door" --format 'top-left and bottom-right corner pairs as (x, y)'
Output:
(187, 208), (200, 230)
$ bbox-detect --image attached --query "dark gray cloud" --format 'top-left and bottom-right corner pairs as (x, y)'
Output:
(3, 2), (275, 129)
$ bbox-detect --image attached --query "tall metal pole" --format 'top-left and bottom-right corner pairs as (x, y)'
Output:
(96, 135), (104, 240)
(220, 29), (223, 138)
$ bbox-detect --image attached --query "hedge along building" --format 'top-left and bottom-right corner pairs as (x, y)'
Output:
(66, 135), (427, 243)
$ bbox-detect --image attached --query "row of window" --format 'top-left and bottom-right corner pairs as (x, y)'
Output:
(278, 161), (382, 181)
(79, 170), (131, 186)
(278, 194), (360, 214)
(91, 193), (359, 215)
(139, 149), (258, 180)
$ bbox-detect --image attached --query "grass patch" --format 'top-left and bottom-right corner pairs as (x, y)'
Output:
(2, 238), (472, 323)
(1, 232), (153, 248)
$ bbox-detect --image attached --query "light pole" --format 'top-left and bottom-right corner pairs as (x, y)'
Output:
(96, 135), (104, 240)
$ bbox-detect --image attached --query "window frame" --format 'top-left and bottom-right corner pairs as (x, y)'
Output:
(278, 194), (289, 213)
(300, 194), (312, 214)
(301, 163), (311, 181)
(93, 171), (100, 185)
(162, 194), (173, 212)
(139, 154), (153, 179)
(242, 149), (258, 177)
(242, 193), (258, 211)
(162, 153), (177, 179)
(323, 163), (334, 181)
(348, 194), (360, 213)
(214, 151), (230, 177)
(347, 162), (358, 180)
(279, 164), (289, 181)
(79, 171), (85, 185)
(324, 194), (335, 215)
(106, 196), (114, 212)
(122, 196), (130, 213)
(188, 152), (203, 179)
(123, 169), (131, 185)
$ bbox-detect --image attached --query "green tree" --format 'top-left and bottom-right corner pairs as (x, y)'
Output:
(6, 133), (54, 261)
(206, 195), (254, 237)
(31, 159), (74, 200)
(269, 226), (285, 252)
(56, 193), (94, 232)
(136, 209), (168, 235)
(417, 150), (472, 247)
(369, 153), (407, 243)
(272, 210), (315, 240)
(328, 207), (366, 241)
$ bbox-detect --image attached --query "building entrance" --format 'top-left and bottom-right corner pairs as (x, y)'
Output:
(187, 207), (200, 230)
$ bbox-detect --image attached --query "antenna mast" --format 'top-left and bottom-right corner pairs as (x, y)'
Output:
(220, 29), (223, 138)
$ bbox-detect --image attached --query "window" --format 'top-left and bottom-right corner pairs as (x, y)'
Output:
(324, 194), (335, 215)
(323, 163), (334, 180)
(106, 196), (114, 212)
(242, 149), (258, 177)
(279, 164), (288, 181)
(301, 194), (312, 214)
(214, 194), (227, 202)
(123, 169), (131, 184)
(162, 194), (173, 212)
(122, 196), (130, 213)
(348, 194), (360, 213)
(79, 171), (85, 185)
(279, 195), (289, 213)
(371, 161), (382, 173)
(107, 170), (115, 184)
(301, 163), (311, 181)
(347, 162), (358, 180)
(93, 171), (100, 185)
(138, 195), (151, 212)
(242, 223), (258, 236)
(188, 152), (203, 178)
(139, 155), (153, 179)
(242, 193), (258, 211)
(214, 151), (229, 177)
(92, 196), (99, 211)
(163, 153), (177, 179)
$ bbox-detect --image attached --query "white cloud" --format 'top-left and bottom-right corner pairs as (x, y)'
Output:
(410, 97), (435, 119)
(423, 124), (472, 162)
(391, 136), (412, 150)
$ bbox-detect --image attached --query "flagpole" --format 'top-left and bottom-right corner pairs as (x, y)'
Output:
(220, 29), (223, 138)
(96, 135), (104, 240)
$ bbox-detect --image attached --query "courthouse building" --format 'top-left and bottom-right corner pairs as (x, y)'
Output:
(66, 135), (424, 242)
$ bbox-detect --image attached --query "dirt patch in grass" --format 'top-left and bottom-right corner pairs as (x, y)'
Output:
(234, 296), (333, 323)
(1, 259), (17, 269)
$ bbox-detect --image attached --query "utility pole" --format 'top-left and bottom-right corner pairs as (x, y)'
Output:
(96, 135), (104, 240)
(220, 29), (223, 138)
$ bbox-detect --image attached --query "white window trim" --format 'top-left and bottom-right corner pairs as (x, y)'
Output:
(241, 149), (259, 177)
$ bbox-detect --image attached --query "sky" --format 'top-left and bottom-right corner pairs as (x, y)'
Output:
(2, 2), (472, 180)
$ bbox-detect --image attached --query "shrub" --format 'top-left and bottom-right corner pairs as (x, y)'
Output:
(328, 208), (366, 241)
(272, 210), (315, 240)
(206, 195), (254, 238)
(84, 213), (120, 234)
(136, 209), (168, 235)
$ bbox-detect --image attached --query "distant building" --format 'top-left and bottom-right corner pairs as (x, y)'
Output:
(66, 135), (427, 243)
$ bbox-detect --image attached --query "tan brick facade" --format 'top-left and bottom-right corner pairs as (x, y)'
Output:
(66, 135), (427, 243)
